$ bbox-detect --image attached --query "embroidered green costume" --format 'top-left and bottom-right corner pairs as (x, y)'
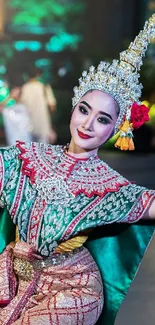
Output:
(0, 142), (154, 324)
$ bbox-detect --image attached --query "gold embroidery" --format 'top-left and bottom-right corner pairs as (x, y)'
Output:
(55, 235), (88, 253)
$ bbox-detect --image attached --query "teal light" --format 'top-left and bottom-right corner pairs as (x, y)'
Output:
(6, 0), (85, 62)
(35, 58), (52, 68)
(6, 98), (16, 107)
(14, 41), (42, 51)
(0, 87), (10, 103)
(46, 32), (82, 52)
(28, 41), (42, 51)
(0, 44), (14, 59)
(14, 41), (25, 51)
(0, 88), (9, 97)
(9, 0), (85, 26)
(0, 80), (5, 87)
(0, 66), (7, 75)
(46, 37), (64, 52)
(8, 25), (61, 35)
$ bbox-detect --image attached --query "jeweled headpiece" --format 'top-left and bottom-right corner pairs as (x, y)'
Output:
(72, 14), (155, 150)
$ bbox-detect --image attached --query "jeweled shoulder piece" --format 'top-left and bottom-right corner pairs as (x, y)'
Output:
(72, 14), (155, 139)
(16, 141), (130, 200)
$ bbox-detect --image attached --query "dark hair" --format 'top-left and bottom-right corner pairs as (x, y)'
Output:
(27, 66), (42, 79)
(9, 74), (24, 90)
(114, 100), (120, 117)
(85, 90), (120, 116)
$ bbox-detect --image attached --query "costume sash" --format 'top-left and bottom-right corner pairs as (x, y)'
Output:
(86, 222), (155, 325)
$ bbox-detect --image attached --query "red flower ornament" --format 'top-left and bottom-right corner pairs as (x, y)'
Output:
(130, 102), (150, 129)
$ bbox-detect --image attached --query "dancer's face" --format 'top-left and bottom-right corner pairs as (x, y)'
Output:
(70, 90), (118, 152)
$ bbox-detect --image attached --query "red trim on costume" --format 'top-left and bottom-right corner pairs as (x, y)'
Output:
(16, 141), (36, 184)
(16, 141), (130, 198)
(27, 198), (47, 248)
(10, 173), (25, 222)
(125, 190), (155, 223)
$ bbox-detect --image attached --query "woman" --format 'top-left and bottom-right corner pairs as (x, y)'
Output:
(21, 67), (57, 144)
(2, 85), (32, 146)
(0, 15), (155, 325)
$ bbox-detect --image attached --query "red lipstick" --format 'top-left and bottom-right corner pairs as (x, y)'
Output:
(77, 130), (93, 139)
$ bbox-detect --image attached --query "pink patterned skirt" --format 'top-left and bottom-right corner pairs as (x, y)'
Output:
(0, 247), (103, 325)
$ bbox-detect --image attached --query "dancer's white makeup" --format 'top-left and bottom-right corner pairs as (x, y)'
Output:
(69, 90), (118, 155)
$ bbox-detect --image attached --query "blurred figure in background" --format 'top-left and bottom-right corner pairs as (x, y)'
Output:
(1, 81), (32, 146)
(21, 67), (57, 144)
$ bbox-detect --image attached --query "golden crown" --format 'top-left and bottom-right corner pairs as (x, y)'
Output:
(72, 14), (155, 147)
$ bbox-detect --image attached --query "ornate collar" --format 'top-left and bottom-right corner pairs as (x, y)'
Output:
(16, 141), (130, 199)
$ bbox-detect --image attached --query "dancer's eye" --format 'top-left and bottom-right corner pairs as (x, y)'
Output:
(97, 116), (110, 124)
(79, 106), (88, 115)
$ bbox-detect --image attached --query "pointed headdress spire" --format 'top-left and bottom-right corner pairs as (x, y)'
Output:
(72, 14), (155, 149)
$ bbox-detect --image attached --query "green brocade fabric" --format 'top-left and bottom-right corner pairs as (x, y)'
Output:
(0, 143), (155, 325)
(0, 205), (154, 325)
(0, 207), (15, 253)
(86, 222), (155, 325)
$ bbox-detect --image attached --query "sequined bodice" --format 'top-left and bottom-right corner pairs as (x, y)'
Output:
(0, 142), (153, 257)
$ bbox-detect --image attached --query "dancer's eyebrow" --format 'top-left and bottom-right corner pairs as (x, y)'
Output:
(80, 101), (113, 120)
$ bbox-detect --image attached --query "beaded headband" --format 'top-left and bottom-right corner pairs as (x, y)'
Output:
(72, 14), (155, 150)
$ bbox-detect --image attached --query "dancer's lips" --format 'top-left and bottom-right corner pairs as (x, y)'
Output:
(77, 130), (93, 139)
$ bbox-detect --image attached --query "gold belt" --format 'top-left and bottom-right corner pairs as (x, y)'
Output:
(13, 258), (34, 281)
(13, 247), (83, 281)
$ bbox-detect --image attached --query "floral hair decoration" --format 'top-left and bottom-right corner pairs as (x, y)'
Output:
(115, 102), (150, 150)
